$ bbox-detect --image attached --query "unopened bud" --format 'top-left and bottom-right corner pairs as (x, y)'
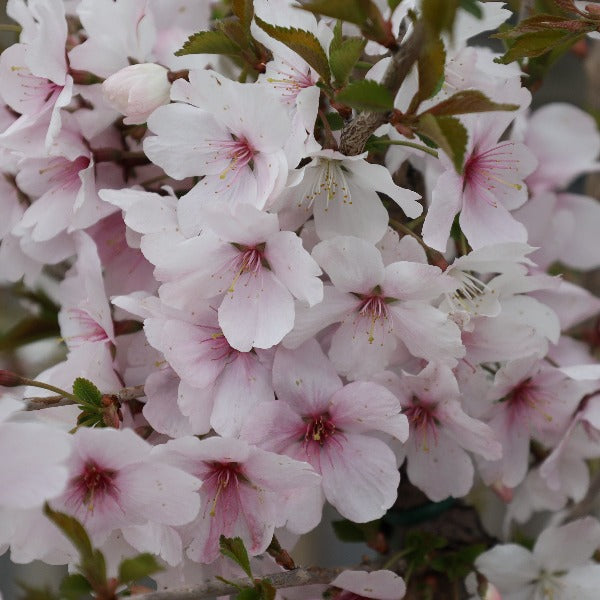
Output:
(0, 370), (25, 387)
(102, 63), (171, 125)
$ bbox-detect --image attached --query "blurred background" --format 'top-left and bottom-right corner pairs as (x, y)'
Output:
(0, 0), (599, 597)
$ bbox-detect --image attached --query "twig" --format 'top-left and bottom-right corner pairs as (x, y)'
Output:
(132, 567), (346, 600)
(24, 384), (145, 411)
(339, 22), (425, 156)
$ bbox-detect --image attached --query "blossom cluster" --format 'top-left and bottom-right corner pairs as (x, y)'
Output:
(1, 0), (600, 598)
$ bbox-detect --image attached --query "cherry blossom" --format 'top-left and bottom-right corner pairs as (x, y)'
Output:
(241, 340), (408, 522)
(287, 236), (464, 375)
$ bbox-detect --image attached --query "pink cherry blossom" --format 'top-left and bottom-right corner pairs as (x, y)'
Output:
(287, 236), (464, 376)
(422, 112), (537, 251)
(241, 339), (408, 522)
(381, 362), (501, 501)
(52, 427), (201, 540)
(155, 435), (321, 563)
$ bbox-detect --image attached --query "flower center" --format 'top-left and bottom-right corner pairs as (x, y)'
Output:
(305, 414), (337, 446)
(228, 246), (265, 293)
(357, 293), (391, 344)
(464, 142), (523, 204)
(404, 399), (439, 451)
(303, 160), (351, 210)
(73, 461), (117, 513)
(205, 462), (242, 517)
(505, 379), (553, 425)
(217, 136), (255, 180)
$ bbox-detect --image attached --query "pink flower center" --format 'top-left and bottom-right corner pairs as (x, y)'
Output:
(201, 328), (237, 362)
(506, 379), (553, 425)
(357, 293), (391, 344)
(227, 246), (266, 293)
(204, 461), (243, 517)
(304, 414), (337, 447)
(404, 399), (439, 451)
(216, 136), (255, 180)
(70, 461), (117, 513)
(463, 142), (522, 204)
(267, 59), (315, 103)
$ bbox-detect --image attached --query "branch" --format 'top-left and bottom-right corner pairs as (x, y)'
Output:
(339, 22), (425, 156)
(24, 384), (145, 411)
(132, 567), (346, 600)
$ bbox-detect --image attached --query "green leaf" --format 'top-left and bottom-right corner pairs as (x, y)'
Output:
(410, 37), (445, 112)
(495, 29), (583, 64)
(336, 79), (394, 112)
(326, 111), (345, 130)
(118, 553), (163, 584)
(44, 504), (94, 560)
(329, 37), (366, 85)
(331, 20), (344, 52)
(424, 90), (518, 117)
(388, 0), (404, 10)
(255, 16), (331, 84)
(219, 536), (253, 579)
(232, 0), (254, 33)
(72, 378), (102, 408)
(175, 29), (241, 56)
(235, 589), (261, 600)
(422, 0), (460, 35)
(299, 0), (389, 44)
(299, 0), (374, 26)
(59, 574), (92, 600)
(415, 114), (467, 172)
(43, 505), (108, 590)
(255, 580), (277, 600)
(495, 14), (591, 37)
(459, 0), (483, 19)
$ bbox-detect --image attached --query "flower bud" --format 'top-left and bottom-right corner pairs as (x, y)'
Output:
(0, 370), (25, 387)
(101, 63), (171, 125)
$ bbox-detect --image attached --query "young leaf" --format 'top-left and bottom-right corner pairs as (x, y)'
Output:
(219, 536), (253, 579)
(255, 16), (331, 84)
(72, 378), (102, 408)
(299, 0), (374, 27)
(299, 0), (391, 45)
(410, 37), (445, 112)
(232, 0), (254, 33)
(415, 114), (467, 172)
(460, 0), (483, 19)
(175, 30), (241, 56)
(329, 37), (367, 86)
(118, 553), (163, 584)
(255, 579), (277, 600)
(495, 29), (583, 64)
(424, 90), (518, 117)
(43, 504), (94, 560)
(59, 574), (92, 600)
(422, 0), (460, 35)
(336, 79), (395, 112)
(388, 0), (404, 10)
(235, 589), (261, 600)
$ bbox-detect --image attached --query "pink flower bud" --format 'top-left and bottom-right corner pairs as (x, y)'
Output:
(101, 63), (170, 125)
(0, 370), (25, 387)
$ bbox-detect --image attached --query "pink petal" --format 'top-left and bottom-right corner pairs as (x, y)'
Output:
(265, 230), (323, 306)
(273, 339), (342, 414)
(321, 434), (400, 522)
(312, 236), (384, 294)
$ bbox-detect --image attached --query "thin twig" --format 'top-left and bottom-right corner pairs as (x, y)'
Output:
(25, 384), (145, 411)
(339, 22), (425, 156)
(132, 567), (346, 600)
